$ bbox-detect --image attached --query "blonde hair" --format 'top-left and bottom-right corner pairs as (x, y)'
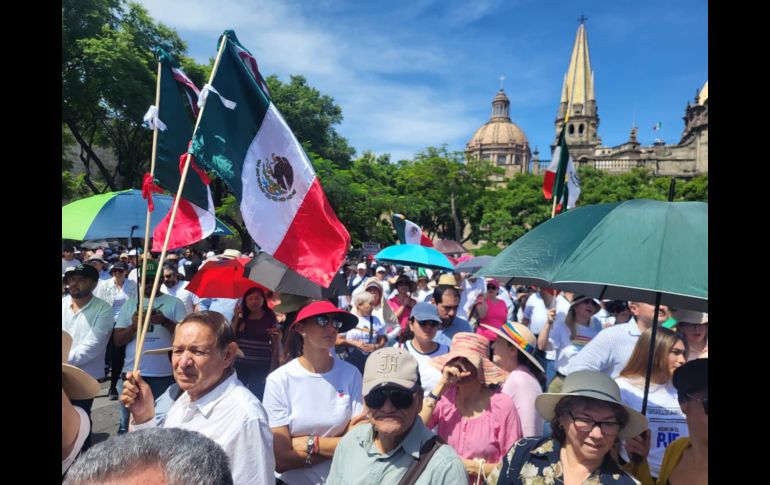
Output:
(619, 327), (687, 384)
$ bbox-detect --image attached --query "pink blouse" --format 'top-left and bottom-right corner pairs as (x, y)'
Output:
(387, 295), (412, 330)
(500, 365), (544, 437)
(477, 298), (508, 341)
(428, 386), (522, 466)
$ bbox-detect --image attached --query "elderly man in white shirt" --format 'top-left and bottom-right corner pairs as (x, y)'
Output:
(120, 310), (275, 485)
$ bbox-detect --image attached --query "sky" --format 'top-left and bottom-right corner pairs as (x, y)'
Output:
(134, 0), (708, 163)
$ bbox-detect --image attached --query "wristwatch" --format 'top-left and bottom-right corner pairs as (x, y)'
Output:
(305, 435), (315, 464)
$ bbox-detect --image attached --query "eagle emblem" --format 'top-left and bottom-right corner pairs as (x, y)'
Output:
(256, 153), (297, 202)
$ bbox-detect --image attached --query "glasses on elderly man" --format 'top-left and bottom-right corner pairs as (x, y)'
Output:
(364, 386), (415, 410)
(568, 412), (622, 436)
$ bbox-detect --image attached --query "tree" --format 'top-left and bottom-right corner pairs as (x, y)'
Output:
(62, 0), (194, 195)
(266, 75), (355, 169)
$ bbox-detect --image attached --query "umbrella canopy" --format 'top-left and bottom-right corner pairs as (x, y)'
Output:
(244, 252), (350, 300)
(62, 189), (233, 241)
(375, 244), (455, 271)
(433, 239), (468, 255)
(454, 255), (494, 274)
(186, 257), (268, 299)
(476, 199), (707, 312)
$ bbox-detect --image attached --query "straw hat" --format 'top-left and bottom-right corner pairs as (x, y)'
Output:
(480, 322), (544, 373)
(535, 370), (648, 439)
(437, 273), (460, 289)
(430, 332), (509, 385)
(570, 295), (602, 314)
(62, 331), (100, 400)
(674, 309), (708, 325)
(216, 249), (243, 259)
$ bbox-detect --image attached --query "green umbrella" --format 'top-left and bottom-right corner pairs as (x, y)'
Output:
(476, 199), (707, 312)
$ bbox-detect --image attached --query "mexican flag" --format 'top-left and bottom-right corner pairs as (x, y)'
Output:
(149, 49), (217, 251)
(392, 214), (433, 246)
(543, 127), (581, 211)
(190, 31), (350, 286)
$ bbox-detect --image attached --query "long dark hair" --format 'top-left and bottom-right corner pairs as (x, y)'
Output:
(241, 287), (269, 319)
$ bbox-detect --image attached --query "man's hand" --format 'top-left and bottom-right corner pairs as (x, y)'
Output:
(149, 311), (166, 325)
(624, 429), (651, 461)
(360, 343), (377, 353)
(120, 371), (155, 425)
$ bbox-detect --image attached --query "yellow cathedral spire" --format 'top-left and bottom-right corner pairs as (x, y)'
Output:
(560, 22), (595, 107)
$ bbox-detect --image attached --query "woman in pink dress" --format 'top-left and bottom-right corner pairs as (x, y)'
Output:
(419, 332), (522, 482)
(386, 275), (417, 331)
(474, 279), (509, 342)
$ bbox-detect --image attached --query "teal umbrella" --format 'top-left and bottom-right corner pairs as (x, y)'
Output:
(476, 199), (707, 312)
(374, 244), (455, 271)
(62, 189), (233, 241)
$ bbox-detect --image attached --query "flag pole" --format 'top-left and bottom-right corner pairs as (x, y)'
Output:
(133, 60), (163, 366)
(551, 68), (577, 219)
(133, 34), (230, 372)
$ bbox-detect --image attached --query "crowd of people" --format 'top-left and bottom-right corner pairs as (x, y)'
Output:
(62, 243), (708, 484)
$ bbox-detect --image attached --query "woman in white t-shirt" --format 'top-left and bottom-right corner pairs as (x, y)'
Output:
(615, 327), (688, 479)
(394, 302), (449, 395)
(537, 295), (604, 393)
(263, 301), (366, 485)
(336, 291), (386, 373)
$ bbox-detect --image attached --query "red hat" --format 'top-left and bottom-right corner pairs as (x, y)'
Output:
(292, 301), (358, 333)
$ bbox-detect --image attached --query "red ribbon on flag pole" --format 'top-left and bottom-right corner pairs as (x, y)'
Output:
(180, 143), (211, 186)
(141, 173), (164, 212)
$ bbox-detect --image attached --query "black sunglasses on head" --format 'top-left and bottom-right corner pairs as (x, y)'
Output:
(313, 315), (344, 330)
(364, 387), (415, 410)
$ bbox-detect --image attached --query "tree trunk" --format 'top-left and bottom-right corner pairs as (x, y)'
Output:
(65, 119), (118, 192)
(450, 192), (462, 242)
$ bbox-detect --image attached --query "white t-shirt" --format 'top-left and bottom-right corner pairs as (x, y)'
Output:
(263, 357), (363, 485)
(115, 293), (187, 377)
(160, 280), (200, 315)
(400, 340), (449, 396)
(343, 315), (385, 353)
(616, 377), (688, 478)
(550, 316), (603, 375)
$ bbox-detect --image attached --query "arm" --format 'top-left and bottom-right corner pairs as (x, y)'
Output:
(419, 364), (468, 425)
(562, 329), (612, 374)
(537, 308), (557, 351)
(120, 371), (156, 426)
(62, 390), (83, 459)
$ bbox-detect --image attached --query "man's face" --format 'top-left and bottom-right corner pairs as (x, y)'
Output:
(357, 268), (366, 277)
(68, 275), (97, 299)
(436, 291), (460, 327)
(163, 269), (178, 288)
(368, 386), (422, 440)
(629, 302), (669, 327)
(63, 249), (75, 260)
(172, 322), (234, 401)
(376, 271), (385, 280)
(183, 249), (192, 259)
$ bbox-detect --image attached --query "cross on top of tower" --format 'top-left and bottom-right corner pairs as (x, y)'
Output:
(577, 14), (588, 24)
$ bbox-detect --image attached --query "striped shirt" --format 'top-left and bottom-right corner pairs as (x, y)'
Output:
(562, 318), (643, 378)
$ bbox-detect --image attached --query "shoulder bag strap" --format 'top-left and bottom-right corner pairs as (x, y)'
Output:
(397, 435), (444, 485)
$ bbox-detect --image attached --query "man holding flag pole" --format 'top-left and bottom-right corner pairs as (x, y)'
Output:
(121, 40), (276, 485)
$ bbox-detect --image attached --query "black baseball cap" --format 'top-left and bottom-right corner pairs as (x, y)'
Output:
(65, 264), (100, 282)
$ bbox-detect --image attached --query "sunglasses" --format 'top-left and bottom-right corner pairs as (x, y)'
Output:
(686, 394), (708, 415)
(364, 387), (415, 410)
(487, 285), (498, 291)
(416, 319), (440, 328)
(313, 315), (344, 330)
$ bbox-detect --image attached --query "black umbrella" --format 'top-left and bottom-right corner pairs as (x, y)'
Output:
(244, 252), (350, 300)
(454, 255), (494, 274)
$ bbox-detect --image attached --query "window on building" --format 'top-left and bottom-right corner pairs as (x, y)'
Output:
(569, 124), (575, 135)
(579, 124), (585, 134)
(497, 155), (506, 165)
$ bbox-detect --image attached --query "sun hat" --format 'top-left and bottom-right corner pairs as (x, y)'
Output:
(393, 274), (416, 292)
(535, 370), (648, 438)
(216, 249), (243, 259)
(363, 347), (420, 396)
(62, 331), (100, 400)
(480, 321), (544, 373)
(570, 294), (602, 314)
(291, 300), (358, 333)
(356, 262), (367, 270)
(674, 309), (708, 325)
(375, 266), (386, 274)
(437, 273), (461, 289)
(429, 332), (509, 385)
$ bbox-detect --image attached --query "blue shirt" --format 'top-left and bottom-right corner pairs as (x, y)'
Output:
(434, 316), (473, 347)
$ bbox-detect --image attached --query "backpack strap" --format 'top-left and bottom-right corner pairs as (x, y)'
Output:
(397, 435), (444, 485)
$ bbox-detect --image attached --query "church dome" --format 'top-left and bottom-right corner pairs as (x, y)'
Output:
(467, 89), (529, 147)
(698, 81), (708, 105)
(468, 120), (528, 146)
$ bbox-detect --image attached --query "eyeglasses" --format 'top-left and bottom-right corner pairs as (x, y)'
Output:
(111, 269), (126, 274)
(416, 319), (440, 328)
(568, 412), (622, 436)
(314, 315), (344, 330)
(686, 394), (708, 415)
(364, 387), (415, 410)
